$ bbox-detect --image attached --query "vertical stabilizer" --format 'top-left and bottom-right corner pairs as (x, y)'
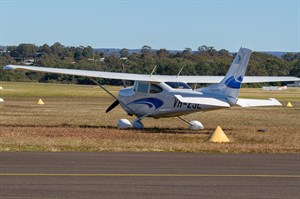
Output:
(200, 48), (252, 100)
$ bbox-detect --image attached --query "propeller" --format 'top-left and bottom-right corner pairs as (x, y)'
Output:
(106, 100), (120, 113)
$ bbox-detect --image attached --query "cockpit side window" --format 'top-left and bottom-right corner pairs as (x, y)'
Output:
(136, 81), (149, 93)
(165, 82), (191, 89)
(149, 84), (163, 94)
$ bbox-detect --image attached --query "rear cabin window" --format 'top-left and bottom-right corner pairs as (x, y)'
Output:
(165, 82), (191, 89)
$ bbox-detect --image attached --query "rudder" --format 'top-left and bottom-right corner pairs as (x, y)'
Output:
(199, 47), (252, 100)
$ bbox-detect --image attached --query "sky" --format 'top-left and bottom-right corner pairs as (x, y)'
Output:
(0, 0), (299, 52)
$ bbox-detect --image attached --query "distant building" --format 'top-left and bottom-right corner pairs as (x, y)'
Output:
(0, 47), (7, 54)
(287, 81), (300, 87)
(262, 86), (288, 91)
(23, 59), (35, 65)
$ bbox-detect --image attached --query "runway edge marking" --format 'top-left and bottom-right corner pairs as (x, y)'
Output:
(1, 173), (300, 178)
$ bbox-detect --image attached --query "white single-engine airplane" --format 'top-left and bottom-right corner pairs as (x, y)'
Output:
(4, 48), (300, 129)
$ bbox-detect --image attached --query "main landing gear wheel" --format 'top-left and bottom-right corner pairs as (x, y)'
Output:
(117, 118), (145, 129)
(189, 120), (204, 130)
(178, 116), (204, 130)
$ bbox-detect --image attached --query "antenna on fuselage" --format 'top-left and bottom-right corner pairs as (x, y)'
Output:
(150, 65), (157, 76)
(177, 66), (185, 78)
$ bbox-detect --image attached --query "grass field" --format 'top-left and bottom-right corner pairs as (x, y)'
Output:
(0, 81), (299, 153)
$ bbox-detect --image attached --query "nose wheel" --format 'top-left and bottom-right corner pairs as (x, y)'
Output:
(117, 115), (147, 129)
(132, 120), (144, 129)
(117, 119), (132, 128)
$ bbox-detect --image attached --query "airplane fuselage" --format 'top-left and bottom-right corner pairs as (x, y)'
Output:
(118, 81), (228, 118)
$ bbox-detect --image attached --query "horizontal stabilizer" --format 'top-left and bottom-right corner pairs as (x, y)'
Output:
(236, 98), (281, 107)
(175, 95), (230, 108)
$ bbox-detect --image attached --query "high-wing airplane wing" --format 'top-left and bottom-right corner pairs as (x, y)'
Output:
(3, 64), (300, 84)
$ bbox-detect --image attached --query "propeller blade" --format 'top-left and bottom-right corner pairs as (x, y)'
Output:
(106, 100), (120, 113)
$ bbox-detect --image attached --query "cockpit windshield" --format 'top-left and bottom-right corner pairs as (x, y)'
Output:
(165, 82), (191, 89)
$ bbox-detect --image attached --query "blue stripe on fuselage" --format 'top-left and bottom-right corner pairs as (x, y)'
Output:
(127, 98), (164, 109)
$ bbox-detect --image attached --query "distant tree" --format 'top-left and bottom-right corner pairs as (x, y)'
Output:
(207, 46), (217, 56)
(38, 44), (51, 54)
(141, 45), (152, 58)
(120, 48), (129, 58)
(128, 52), (140, 62)
(72, 46), (93, 61)
(8, 46), (19, 58)
(63, 49), (74, 59)
(156, 48), (169, 59)
(50, 42), (65, 57)
(9, 43), (37, 59)
(82, 46), (93, 58)
(6, 46), (17, 53)
(94, 51), (103, 60)
(198, 45), (209, 54)
(218, 49), (230, 56)
(290, 60), (300, 77)
(73, 47), (83, 60)
(198, 45), (217, 55)
(105, 55), (122, 72)
(182, 48), (192, 56)
(35, 54), (64, 67)
(0, 53), (15, 66)
(282, 52), (295, 61)
(195, 61), (212, 75)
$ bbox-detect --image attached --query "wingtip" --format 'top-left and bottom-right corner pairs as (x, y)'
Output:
(3, 64), (14, 70)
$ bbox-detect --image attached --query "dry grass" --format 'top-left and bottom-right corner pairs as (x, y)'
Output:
(0, 81), (299, 153)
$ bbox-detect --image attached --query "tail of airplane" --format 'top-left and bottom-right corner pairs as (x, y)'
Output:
(199, 47), (281, 107)
(200, 47), (252, 101)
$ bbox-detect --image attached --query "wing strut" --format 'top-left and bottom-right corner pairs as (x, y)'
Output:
(177, 66), (185, 77)
(150, 65), (157, 76)
(178, 116), (192, 125)
(89, 78), (135, 114)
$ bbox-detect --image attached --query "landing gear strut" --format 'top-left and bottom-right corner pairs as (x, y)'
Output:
(131, 115), (147, 129)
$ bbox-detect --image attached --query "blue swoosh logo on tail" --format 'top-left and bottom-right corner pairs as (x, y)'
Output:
(225, 76), (243, 89)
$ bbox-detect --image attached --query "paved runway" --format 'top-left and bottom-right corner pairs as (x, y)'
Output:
(0, 152), (299, 199)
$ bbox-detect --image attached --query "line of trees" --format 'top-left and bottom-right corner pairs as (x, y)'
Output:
(0, 43), (299, 85)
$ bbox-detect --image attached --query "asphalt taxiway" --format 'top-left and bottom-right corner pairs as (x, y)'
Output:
(0, 152), (299, 199)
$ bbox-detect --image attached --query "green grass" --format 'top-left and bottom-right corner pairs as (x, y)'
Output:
(0, 81), (299, 153)
(0, 81), (120, 98)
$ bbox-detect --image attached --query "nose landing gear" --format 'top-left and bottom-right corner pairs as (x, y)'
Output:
(117, 115), (147, 129)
